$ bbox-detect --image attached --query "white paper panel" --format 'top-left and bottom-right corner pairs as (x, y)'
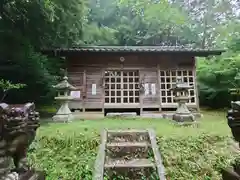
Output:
(144, 83), (149, 95)
(70, 91), (81, 98)
(92, 84), (97, 95)
(151, 83), (156, 95)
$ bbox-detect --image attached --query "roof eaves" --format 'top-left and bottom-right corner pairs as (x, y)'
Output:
(41, 46), (226, 56)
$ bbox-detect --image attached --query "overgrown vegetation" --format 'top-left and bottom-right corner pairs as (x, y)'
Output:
(28, 132), (237, 180)
(159, 135), (237, 179)
(26, 114), (237, 179)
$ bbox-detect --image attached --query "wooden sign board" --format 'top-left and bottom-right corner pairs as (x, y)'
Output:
(92, 84), (97, 95)
(144, 83), (149, 95)
(70, 91), (81, 98)
(151, 83), (156, 95)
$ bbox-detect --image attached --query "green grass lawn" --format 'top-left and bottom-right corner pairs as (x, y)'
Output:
(38, 110), (231, 138)
(30, 110), (237, 180)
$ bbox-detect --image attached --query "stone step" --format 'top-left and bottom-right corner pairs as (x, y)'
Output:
(106, 142), (151, 159)
(104, 166), (159, 180)
(107, 129), (149, 143)
(107, 112), (137, 117)
(104, 158), (155, 169)
(107, 129), (148, 134)
(94, 129), (166, 180)
(106, 142), (150, 148)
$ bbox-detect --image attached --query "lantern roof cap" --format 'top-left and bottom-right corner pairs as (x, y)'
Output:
(53, 76), (76, 90)
(170, 77), (193, 91)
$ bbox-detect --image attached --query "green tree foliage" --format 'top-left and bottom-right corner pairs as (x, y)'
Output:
(197, 37), (240, 107)
(84, 0), (196, 45)
(0, 0), (87, 104)
(0, 79), (26, 102)
(83, 0), (240, 108)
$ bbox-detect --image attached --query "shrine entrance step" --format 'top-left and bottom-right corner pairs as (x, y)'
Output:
(93, 129), (166, 180)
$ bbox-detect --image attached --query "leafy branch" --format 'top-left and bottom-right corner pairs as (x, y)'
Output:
(0, 79), (26, 102)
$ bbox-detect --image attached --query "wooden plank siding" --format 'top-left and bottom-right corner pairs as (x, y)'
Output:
(85, 68), (103, 109)
(67, 67), (84, 110)
(67, 53), (198, 112)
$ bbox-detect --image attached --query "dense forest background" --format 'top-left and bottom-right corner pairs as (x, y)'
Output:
(0, 0), (239, 108)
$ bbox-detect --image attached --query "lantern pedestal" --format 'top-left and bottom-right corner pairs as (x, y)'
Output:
(52, 97), (73, 123)
(52, 114), (73, 123)
(167, 77), (196, 123)
(172, 113), (195, 122)
(173, 97), (195, 122)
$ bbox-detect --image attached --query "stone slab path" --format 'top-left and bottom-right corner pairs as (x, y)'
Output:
(93, 129), (166, 180)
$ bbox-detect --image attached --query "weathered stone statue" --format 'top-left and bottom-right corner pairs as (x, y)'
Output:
(169, 77), (195, 123)
(222, 88), (240, 180)
(228, 101), (240, 144)
(0, 103), (45, 180)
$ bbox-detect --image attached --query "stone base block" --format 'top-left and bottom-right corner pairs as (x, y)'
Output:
(172, 113), (195, 122)
(2, 170), (45, 180)
(222, 168), (240, 180)
(162, 113), (202, 121)
(107, 112), (137, 117)
(52, 114), (73, 123)
(19, 170), (46, 180)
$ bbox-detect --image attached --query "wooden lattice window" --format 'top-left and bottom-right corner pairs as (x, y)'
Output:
(104, 70), (140, 104)
(160, 70), (196, 104)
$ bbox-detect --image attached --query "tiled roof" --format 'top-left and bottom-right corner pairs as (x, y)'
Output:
(42, 46), (225, 56)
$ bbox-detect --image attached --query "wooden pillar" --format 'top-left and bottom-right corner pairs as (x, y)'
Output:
(83, 69), (86, 112)
(101, 68), (105, 113)
(157, 64), (162, 112)
(139, 70), (143, 115)
(193, 57), (200, 112)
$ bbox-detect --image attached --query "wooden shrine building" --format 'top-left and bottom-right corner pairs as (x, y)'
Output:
(43, 46), (224, 115)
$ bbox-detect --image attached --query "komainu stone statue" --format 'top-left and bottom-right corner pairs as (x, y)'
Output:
(227, 101), (240, 145)
(0, 102), (45, 180)
(222, 100), (240, 180)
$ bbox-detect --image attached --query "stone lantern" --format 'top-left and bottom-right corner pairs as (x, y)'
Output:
(52, 75), (77, 122)
(169, 76), (195, 122)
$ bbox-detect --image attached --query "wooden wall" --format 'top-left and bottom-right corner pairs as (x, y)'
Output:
(67, 53), (197, 111)
(85, 68), (103, 109)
